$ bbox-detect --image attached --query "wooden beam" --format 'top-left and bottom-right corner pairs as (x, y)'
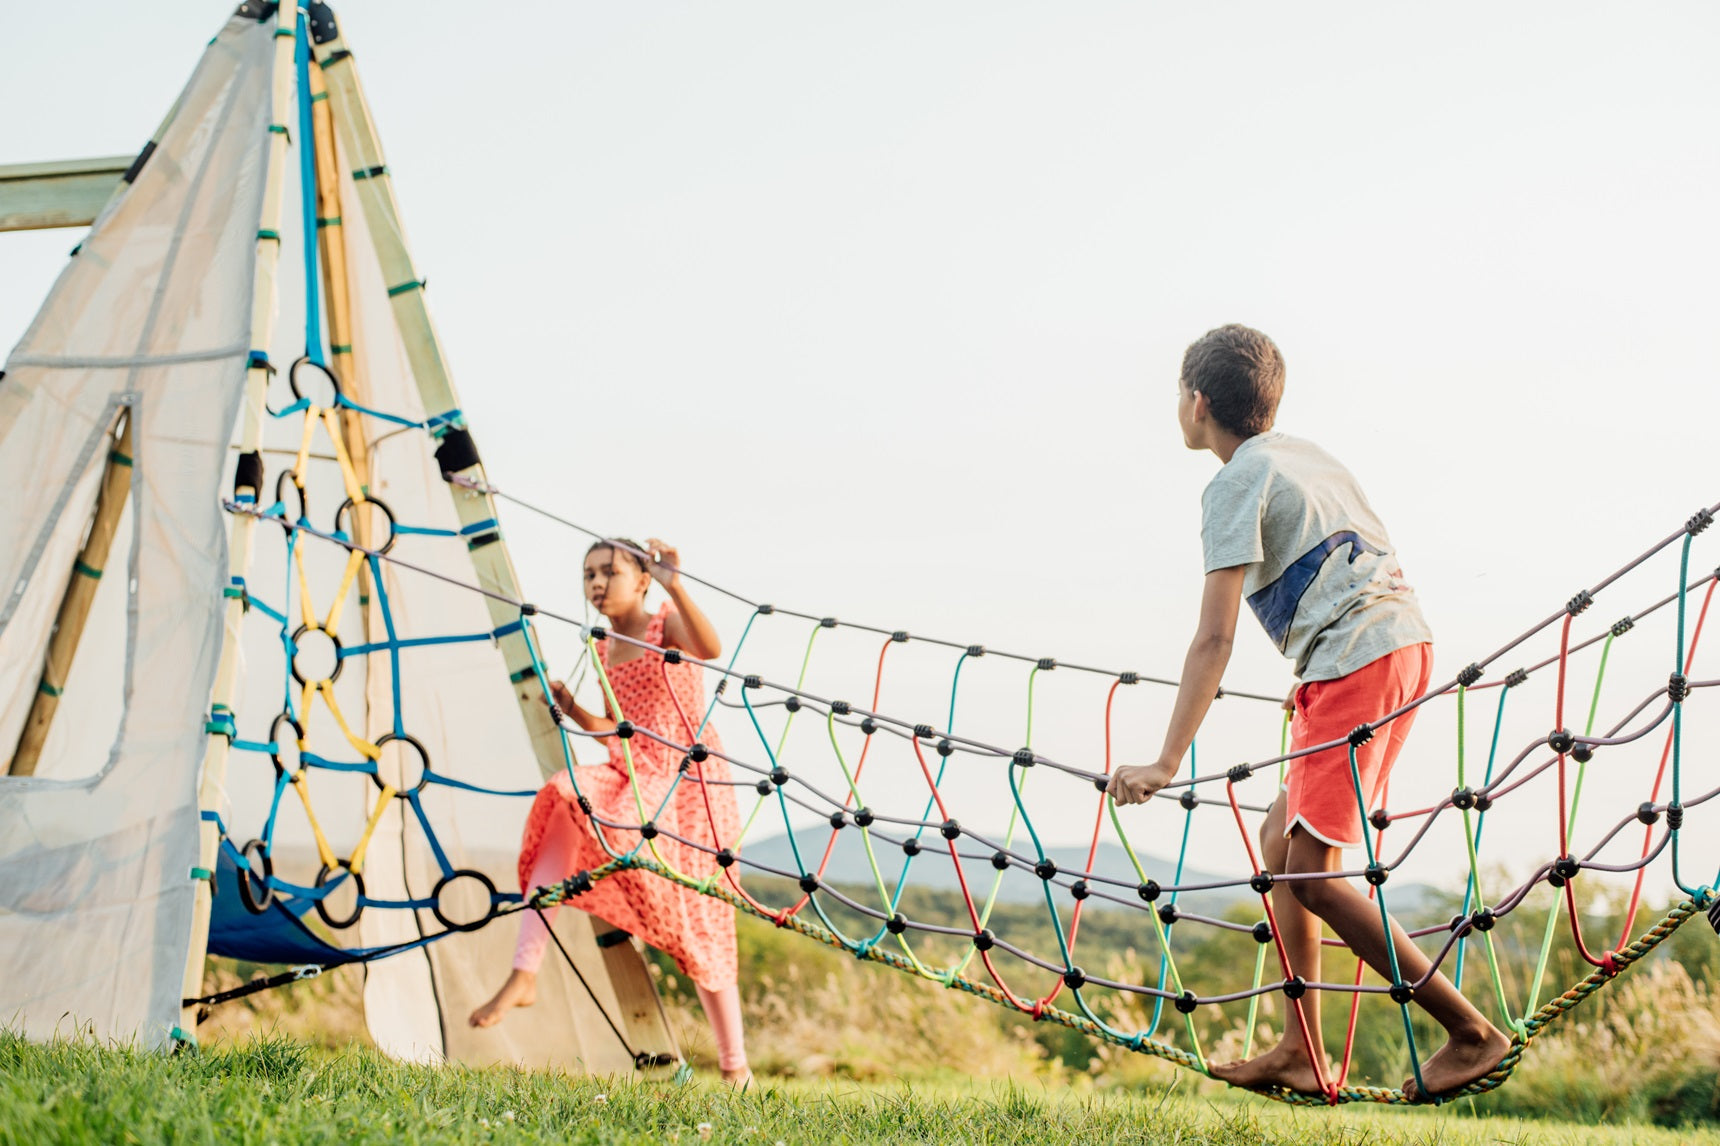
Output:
(4, 413), (133, 777)
(0, 156), (131, 232)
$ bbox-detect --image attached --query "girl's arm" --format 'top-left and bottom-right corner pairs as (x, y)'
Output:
(549, 680), (616, 737)
(646, 537), (723, 660)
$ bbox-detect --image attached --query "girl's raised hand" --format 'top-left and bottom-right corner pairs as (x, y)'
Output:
(644, 537), (681, 590)
(547, 679), (576, 712)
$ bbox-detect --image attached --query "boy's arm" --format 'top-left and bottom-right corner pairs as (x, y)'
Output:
(1107, 566), (1245, 806)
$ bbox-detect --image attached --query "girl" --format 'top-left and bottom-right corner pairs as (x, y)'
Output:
(469, 537), (748, 1084)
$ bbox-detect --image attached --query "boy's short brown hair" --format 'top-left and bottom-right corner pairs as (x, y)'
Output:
(1180, 324), (1284, 438)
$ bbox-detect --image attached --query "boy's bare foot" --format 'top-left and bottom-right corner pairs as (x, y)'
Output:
(1401, 1023), (1512, 1101)
(1209, 1041), (1327, 1094)
(468, 969), (538, 1028)
(721, 1066), (753, 1088)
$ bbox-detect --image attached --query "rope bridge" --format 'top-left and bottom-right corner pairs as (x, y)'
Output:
(209, 384), (1719, 1102)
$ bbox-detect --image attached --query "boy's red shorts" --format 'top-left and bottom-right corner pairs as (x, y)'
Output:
(1284, 643), (1432, 849)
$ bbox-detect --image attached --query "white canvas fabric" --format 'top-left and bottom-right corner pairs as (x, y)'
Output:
(0, 15), (274, 1047)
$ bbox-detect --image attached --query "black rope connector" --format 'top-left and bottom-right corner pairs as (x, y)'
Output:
(1472, 908), (1496, 932)
(1071, 880), (1090, 901)
(1034, 859), (1057, 881)
(1707, 896), (1720, 937)
(902, 837), (921, 856)
(1389, 982), (1415, 1005)
(1451, 787), (1476, 811)
(1093, 776), (1109, 793)
(1174, 991), (1198, 1014)
(1552, 856), (1581, 883)
(615, 720), (634, 739)
(433, 426), (481, 477)
(590, 626), (608, 641)
(1637, 802), (1660, 825)
(1566, 589), (1594, 617)
(940, 819), (961, 840)
(1505, 668), (1529, 689)
(1687, 507), (1714, 536)
(1138, 879), (1161, 902)
(914, 723), (935, 740)
(1611, 616), (1635, 638)
(1282, 976), (1307, 1001)
(518, 603), (538, 617)
(1063, 967), (1087, 990)
(1226, 763), (1252, 784)
(1370, 809), (1391, 830)
(1119, 671), (1139, 685)
(639, 821), (657, 840)
(1348, 724), (1375, 748)
(937, 738), (955, 757)
(831, 700), (851, 715)
(798, 874), (820, 894)
(784, 696), (801, 713)
(1572, 743), (1595, 764)
(887, 912), (907, 934)
(1667, 804), (1685, 830)
(1013, 748), (1035, 767)
(1249, 872), (1274, 894)
(829, 810), (847, 830)
(972, 928), (995, 952)
(1547, 728), (1575, 755)
(570, 871), (593, 895)
(1252, 921), (1273, 944)
(1474, 792), (1493, 812)
(892, 630), (909, 643)
(662, 648), (681, 664)
(990, 851), (1011, 871)
(716, 848), (735, 868)
(755, 779), (772, 795)
(966, 645), (986, 657)
(577, 795), (593, 814)
(1178, 790), (1198, 811)
(1157, 903), (1178, 926)
(743, 674), (762, 689)
(854, 807), (874, 827)
(769, 766), (789, 786)
(819, 617), (838, 629)
(860, 717), (877, 735)
(1036, 658), (1056, 671)
(689, 743), (709, 763)
(1669, 672), (1690, 703)
(1364, 863), (1388, 887)
(756, 604), (775, 615)
(1457, 662), (1484, 688)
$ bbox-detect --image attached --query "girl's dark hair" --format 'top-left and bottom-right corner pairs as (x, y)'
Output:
(585, 537), (649, 572)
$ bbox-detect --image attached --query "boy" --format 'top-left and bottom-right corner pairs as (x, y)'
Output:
(1107, 324), (1508, 1099)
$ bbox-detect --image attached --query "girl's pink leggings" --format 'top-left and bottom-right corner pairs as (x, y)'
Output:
(512, 809), (747, 1074)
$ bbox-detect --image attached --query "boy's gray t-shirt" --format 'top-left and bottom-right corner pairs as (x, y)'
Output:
(1200, 432), (1432, 682)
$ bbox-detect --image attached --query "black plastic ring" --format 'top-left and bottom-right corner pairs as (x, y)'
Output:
(238, 839), (274, 914)
(372, 731), (432, 796)
(288, 355), (344, 404)
(314, 861), (365, 929)
(334, 494), (397, 555)
(290, 624), (345, 686)
(268, 711), (306, 778)
(431, 869), (499, 933)
(275, 469), (308, 524)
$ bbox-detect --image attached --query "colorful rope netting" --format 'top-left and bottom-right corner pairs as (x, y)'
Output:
(223, 459), (1719, 1104)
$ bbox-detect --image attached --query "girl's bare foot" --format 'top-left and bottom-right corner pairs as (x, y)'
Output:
(468, 969), (538, 1028)
(1209, 1040), (1327, 1094)
(1402, 1022), (1512, 1101)
(721, 1066), (753, 1088)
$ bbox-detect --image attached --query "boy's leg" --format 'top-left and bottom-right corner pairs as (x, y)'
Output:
(1284, 828), (1509, 1097)
(1209, 794), (1329, 1093)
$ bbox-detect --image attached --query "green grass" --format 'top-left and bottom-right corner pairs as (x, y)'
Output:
(3, 1032), (1715, 1146)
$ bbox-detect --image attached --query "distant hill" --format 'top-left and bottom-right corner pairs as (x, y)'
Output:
(738, 829), (1445, 922)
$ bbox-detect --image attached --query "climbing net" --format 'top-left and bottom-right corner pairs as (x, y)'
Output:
(218, 409), (1719, 1104)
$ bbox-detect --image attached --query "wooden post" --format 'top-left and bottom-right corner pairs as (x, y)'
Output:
(4, 413), (133, 777)
(177, 8), (298, 1039)
(313, 15), (681, 1071)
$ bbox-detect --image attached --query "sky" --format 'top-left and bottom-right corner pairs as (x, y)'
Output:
(4, 2), (1718, 903)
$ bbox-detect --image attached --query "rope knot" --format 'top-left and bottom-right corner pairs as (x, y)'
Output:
(1600, 952), (1622, 977)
